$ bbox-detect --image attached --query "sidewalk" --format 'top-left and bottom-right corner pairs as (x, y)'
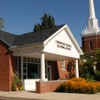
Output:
(0, 91), (100, 100)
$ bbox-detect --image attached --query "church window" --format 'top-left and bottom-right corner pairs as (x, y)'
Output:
(89, 41), (93, 50)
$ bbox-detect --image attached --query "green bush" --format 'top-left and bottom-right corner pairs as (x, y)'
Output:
(94, 71), (100, 81)
(55, 84), (65, 92)
(11, 72), (24, 91)
(19, 85), (24, 91)
(11, 73), (20, 91)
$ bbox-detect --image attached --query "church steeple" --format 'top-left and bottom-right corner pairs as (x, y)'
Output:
(88, 0), (98, 31)
(82, 0), (100, 55)
(89, 0), (96, 19)
(82, 0), (99, 35)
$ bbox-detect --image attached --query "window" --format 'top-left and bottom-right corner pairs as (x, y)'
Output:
(61, 60), (66, 70)
(21, 57), (47, 79)
(27, 63), (40, 79)
(89, 41), (93, 50)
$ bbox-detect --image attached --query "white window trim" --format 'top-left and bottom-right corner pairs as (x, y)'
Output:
(22, 57), (47, 80)
(61, 60), (66, 70)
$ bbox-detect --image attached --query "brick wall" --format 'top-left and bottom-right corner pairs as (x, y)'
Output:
(9, 52), (17, 91)
(57, 60), (69, 79)
(0, 40), (17, 91)
(47, 60), (70, 80)
(82, 35), (100, 54)
(36, 80), (66, 93)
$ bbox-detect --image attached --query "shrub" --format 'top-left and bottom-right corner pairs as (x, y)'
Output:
(94, 71), (100, 81)
(19, 85), (24, 91)
(55, 77), (100, 94)
(55, 84), (65, 92)
(11, 73), (20, 91)
(11, 72), (24, 91)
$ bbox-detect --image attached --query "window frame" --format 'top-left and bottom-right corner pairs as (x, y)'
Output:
(89, 41), (93, 50)
(61, 60), (66, 70)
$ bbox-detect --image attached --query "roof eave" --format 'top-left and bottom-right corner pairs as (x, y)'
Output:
(65, 25), (84, 55)
(9, 42), (44, 51)
(0, 38), (11, 47)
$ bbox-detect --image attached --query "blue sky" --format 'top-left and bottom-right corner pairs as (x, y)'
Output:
(0, 0), (100, 46)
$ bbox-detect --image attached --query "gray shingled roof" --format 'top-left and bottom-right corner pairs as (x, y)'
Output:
(0, 24), (65, 46)
(0, 31), (16, 46)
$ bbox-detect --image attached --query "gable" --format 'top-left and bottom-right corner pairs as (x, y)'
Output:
(43, 26), (83, 59)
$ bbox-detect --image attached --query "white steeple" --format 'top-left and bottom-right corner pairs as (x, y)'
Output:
(89, 0), (96, 19)
(82, 0), (100, 36)
(88, 0), (98, 30)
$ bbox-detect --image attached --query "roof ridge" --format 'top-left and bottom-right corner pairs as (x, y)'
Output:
(34, 24), (65, 32)
(17, 24), (65, 36)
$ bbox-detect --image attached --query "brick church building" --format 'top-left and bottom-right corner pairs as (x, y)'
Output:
(0, 24), (83, 93)
(82, 0), (100, 55)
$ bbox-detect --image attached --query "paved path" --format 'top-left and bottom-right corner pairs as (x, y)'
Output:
(0, 91), (100, 100)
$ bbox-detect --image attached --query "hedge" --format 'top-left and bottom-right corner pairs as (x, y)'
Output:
(55, 77), (100, 94)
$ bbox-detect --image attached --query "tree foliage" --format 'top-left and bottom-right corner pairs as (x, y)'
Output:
(33, 13), (56, 32)
(0, 17), (5, 31)
(95, 48), (100, 71)
(79, 53), (95, 80)
(79, 49), (100, 81)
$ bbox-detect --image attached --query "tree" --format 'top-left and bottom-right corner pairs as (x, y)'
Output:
(79, 53), (95, 80)
(33, 13), (56, 32)
(93, 49), (100, 81)
(79, 49), (100, 81)
(0, 17), (5, 31)
(34, 23), (41, 32)
(95, 48), (100, 71)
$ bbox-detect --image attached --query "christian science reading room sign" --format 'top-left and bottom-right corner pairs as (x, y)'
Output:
(55, 40), (72, 50)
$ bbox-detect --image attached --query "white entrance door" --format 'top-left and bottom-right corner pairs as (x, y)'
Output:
(47, 66), (51, 80)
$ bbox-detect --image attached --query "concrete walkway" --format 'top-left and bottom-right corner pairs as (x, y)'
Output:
(0, 91), (100, 100)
